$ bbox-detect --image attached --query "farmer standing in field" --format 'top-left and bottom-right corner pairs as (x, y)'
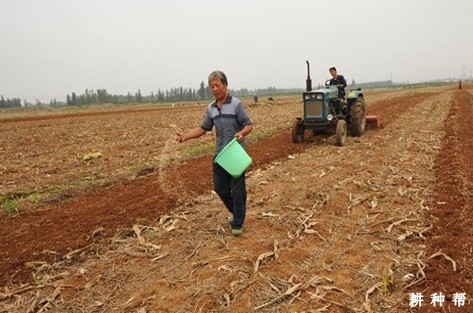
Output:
(176, 70), (254, 236)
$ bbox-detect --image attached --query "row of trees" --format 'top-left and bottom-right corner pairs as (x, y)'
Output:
(65, 87), (205, 106)
(5, 78), (469, 109)
(2, 84), (303, 108)
(0, 96), (22, 108)
(65, 83), (301, 106)
(0, 96), (62, 108)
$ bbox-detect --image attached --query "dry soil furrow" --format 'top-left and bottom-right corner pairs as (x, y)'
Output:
(414, 89), (473, 313)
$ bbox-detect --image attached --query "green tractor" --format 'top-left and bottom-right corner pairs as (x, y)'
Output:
(292, 61), (366, 146)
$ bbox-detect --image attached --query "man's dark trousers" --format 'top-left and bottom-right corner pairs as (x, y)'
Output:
(213, 162), (246, 229)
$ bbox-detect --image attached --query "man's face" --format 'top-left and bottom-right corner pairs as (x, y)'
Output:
(209, 78), (228, 101)
(330, 69), (337, 78)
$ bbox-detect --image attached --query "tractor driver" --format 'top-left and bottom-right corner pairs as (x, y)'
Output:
(329, 67), (347, 98)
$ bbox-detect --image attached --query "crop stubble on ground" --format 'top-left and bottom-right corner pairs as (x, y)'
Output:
(412, 89), (473, 313)
(1, 85), (472, 312)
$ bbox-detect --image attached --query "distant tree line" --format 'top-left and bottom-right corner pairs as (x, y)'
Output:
(66, 87), (203, 106)
(65, 83), (302, 106)
(4, 82), (354, 109)
(0, 96), (22, 108)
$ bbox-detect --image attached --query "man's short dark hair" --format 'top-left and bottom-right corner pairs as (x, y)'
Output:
(329, 67), (337, 72)
(208, 70), (228, 85)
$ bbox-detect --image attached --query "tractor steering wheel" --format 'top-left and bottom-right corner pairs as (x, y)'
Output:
(325, 79), (344, 90)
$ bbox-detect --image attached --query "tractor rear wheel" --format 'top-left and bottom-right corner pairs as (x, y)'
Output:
(348, 97), (366, 136)
(335, 119), (347, 146)
(292, 120), (304, 143)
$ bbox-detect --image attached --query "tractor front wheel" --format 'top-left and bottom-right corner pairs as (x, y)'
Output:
(292, 120), (304, 143)
(335, 119), (347, 146)
(348, 97), (366, 136)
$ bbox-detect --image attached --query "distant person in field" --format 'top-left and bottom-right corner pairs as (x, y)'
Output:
(329, 66), (347, 98)
(253, 94), (258, 104)
(176, 70), (254, 236)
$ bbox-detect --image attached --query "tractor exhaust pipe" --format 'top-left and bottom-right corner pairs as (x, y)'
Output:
(306, 60), (312, 91)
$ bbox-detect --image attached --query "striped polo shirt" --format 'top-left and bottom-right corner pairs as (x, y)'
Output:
(200, 95), (253, 155)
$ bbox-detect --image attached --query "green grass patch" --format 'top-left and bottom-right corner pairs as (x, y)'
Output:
(46, 184), (64, 192)
(181, 141), (215, 158)
(1, 187), (53, 212)
(1, 197), (20, 213)
(28, 192), (42, 204)
(248, 126), (279, 142)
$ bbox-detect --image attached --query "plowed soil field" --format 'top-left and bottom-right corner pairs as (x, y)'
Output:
(0, 84), (472, 312)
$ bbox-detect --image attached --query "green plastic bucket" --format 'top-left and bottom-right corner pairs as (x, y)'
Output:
(214, 138), (252, 178)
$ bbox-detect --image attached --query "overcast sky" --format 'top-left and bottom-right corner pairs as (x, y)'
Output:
(1, 0), (472, 102)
